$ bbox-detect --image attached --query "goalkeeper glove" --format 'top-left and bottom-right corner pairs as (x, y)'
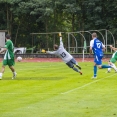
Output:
(41, 49), (46, 53)
(59, 32), (62, 37)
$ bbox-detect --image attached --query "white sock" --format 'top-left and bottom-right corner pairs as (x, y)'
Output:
(13, 72), (16, 75)
(111, 63), (117, 71)
(0, 73), (3, 77)
(108, 68), (111, 71)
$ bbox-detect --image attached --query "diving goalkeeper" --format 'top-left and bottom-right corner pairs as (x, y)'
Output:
(45, 33), (82, 75)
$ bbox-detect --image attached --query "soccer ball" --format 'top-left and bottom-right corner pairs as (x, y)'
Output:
(17, 56), (22, 62)
(107, 68), (111, 73)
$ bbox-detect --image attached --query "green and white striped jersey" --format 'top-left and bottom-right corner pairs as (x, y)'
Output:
(112, 51), (117, 60)
(4, 40), (14, 60)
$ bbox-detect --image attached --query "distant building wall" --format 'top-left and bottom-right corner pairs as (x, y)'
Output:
(0, 30), (7, 47)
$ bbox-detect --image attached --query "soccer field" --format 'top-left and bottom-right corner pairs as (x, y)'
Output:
(0, 60), (117, 117)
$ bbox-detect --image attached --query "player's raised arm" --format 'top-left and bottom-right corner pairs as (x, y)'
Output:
(59, 32), (63, 47)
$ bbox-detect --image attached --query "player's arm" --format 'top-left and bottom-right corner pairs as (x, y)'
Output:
(89, 46), (92, 55)
(0, 47), (7, 54)
(102, 43), (105, 52)
(110, 45), (117, 51)
(46, 51), (56, 54)
(0, 41), (10, 54)
(41, 49), (56, 54)
(59, 32), (63, 47)
(89, 40), (93, 55)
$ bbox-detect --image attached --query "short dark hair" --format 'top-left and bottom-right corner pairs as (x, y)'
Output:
(92, 32), (97, 38)
(54, 44), (59, 50)
(5, 34), (11, 39)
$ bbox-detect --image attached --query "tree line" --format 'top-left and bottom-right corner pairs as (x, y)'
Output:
(0, 0), (117, 50)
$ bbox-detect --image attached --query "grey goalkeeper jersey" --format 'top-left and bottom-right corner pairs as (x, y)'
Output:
(47, 37), (73, 63)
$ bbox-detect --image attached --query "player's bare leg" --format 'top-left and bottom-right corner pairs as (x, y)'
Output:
(9, 66), (17, 79)
(0, 66), (5, 80)
(107, 61), (111, 72)
(107, 61), (117, 72)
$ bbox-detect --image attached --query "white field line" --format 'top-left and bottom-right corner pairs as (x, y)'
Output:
(61, 73), (117, 94)
(0, 93), (59, 95)
(0, 74), (116, 95)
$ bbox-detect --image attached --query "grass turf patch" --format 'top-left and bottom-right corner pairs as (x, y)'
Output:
(0, 61), (117, 117)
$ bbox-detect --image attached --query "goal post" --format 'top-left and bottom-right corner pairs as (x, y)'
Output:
(67, 29), (115, 61)
(29, 30), (115, 60)
(30, 32), (65, 53)
(67, 31), (88, 62)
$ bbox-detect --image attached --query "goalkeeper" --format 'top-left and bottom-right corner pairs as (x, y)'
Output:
(107, 45), (117, 73)
(43, 33), (82, 75)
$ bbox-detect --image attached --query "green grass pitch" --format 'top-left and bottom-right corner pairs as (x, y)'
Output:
(0, 61), (117, 117)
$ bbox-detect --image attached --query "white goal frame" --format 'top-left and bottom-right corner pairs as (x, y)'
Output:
(67, 29), (115, 61)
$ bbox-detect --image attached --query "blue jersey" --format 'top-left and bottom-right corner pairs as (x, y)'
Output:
(92, 38), (103, 58)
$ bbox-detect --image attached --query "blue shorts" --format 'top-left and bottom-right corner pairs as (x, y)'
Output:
(94, 55), (103, 65)
(66, 58), (77, 68)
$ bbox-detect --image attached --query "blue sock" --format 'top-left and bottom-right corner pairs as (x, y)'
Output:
(101, 65), (112, 68)
(94, 66), (97, 77)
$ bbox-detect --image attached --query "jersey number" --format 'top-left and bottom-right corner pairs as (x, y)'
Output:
(96, 43), (101, 48)
(60, 52), (66, 58)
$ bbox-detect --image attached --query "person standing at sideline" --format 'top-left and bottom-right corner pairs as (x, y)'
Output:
(89, 32), (112, 79)
(43, 33), (82, 75)
(107, 45), (117, 72)
(0, 34), (17, 80)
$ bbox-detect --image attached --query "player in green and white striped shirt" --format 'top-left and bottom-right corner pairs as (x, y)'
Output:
(0, 34), (17, 80)
(107, 45), (117, 73)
